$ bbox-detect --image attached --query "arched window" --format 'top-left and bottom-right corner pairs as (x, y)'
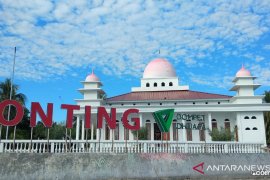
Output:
(245, 127), (250, 130)
(251, 116), (257, 119)
(154, 82), (157, 87)
(244, 116), (249, 119)
(169, 82), (173, 86)
(173, 120), (178, 141)
(253, 127), (258, 130)
(199, 123), (205, 141)
(224, 119), (230, 132)
(146, 83), (150, 87)
(161, 82), (165, 87)
(212, 119), (217, 129)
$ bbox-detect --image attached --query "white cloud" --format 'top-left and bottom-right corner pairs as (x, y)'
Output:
(0, 0), (269, 85)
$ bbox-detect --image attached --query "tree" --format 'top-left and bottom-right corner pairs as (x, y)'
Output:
(0, 78), (29, 139)
(264, 91), (270, 145)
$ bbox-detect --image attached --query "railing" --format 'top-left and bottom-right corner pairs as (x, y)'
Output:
(0, 140), (265, 154)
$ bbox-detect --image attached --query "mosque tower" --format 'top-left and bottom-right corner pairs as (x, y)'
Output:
(230, 65), (263, 104)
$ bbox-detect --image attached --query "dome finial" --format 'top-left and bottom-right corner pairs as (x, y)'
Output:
(236, 64), (251, 77)
(85, 68), (100, 82)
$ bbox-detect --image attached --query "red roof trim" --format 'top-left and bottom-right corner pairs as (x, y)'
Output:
(106, 90), (231, 102)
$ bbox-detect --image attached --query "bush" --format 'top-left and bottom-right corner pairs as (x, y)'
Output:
(209, 127), (234, 141)
(132, 127), (148, 140)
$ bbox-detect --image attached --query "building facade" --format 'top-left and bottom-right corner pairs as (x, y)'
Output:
(74, 58), (269, 145)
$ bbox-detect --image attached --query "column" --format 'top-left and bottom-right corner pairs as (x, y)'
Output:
(151, 121), (154, 141)
(81, 117), (85, 140)
(139, 113), (143, 127)
(169, 124), (173, 141)
(76, 116), (80, 140)
(91, 120), (94, 140)
(182, 120), (186, 142)
(206, 113), (212, 142)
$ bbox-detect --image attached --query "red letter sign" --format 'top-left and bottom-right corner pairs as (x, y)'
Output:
(85, 106), (91, 129)
(61, 104), (80, 128)
(97, 107), (116, 129)
(0, 100), (24, 126)
(122, 109), (140, 130)
(30, 102), (53, 128)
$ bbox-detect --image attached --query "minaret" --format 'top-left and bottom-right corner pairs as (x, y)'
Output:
(230, 65), (263, 104)
(75, 69), (105, 107)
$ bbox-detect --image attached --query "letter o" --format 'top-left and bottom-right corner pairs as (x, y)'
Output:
(0, 100), (24, 126)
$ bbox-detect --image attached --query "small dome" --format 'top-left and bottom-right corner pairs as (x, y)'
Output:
(143, 58), (177, 78)
(236, 65), (251, 77)
(85, 70), (100, 82)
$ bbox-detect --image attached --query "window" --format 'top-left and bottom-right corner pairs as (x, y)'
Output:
(124, 128), (129, 140)
(146, 83), (150, 87)
(186, 121), (192, 141)
(205, 102), (208, 104)
(244, 116), (249, 119)
(160, 103), (162, 105)
(218, 102), (220, 104)
(245, 127), (250, 130)
(253, 127), (258, 130)
(193, 102), (195, 105)
(115, 120), (119, 140)
(105, 125), (110, 140)
(173, 120), (178, 141)
(224, 119), (230, 132)
(212, 119), (217, 129)
(199, 123), (205, 141)
(148, 103), (150, 106)
(161, 82), (165, 86)
(169, 82), (173, 86)
(251, 116), (257, 119)
(154, 82), (157, 87)
(146, 120), (151, 140)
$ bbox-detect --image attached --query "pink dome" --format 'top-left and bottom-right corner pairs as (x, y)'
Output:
(236, 65), (251, 77)
(85, 70), (100, 82)
(143, 58), (176, 78)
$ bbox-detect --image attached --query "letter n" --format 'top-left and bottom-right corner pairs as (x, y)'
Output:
(30, 102), (53, 128)
(97, 107), (116, 129)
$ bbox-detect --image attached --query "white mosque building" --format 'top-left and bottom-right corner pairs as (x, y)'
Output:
(74, 58), (269, 152)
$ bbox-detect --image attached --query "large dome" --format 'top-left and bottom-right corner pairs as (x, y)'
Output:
(143, 58), (177, 78)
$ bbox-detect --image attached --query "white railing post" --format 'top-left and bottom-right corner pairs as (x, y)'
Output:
(143, 142), (147, 153)
(184, 143), (188, 153)
(50, 142), (54, 153)
(224, 143), (228, 153)
(0, 142), (3, 153)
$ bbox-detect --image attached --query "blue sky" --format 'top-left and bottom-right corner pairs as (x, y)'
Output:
(0, 0), (270, 122)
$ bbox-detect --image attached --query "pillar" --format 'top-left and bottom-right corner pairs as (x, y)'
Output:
(81, 117), (85, 140)
(91, 120), (94, 140)
(206, 113), (212, 142)
(182, 119), (186, 142)
(139, 113), (143, 127)
(151, 121), (154, 141)
(76, 116), (80, 140)
(169, 124), (173, 141)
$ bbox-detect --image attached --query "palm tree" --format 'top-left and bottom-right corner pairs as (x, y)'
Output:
(0, 78), (27, 138)
(264, 91), (270, 146)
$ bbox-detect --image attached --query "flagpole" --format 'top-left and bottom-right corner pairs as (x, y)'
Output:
(6, 47), (16, 140)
